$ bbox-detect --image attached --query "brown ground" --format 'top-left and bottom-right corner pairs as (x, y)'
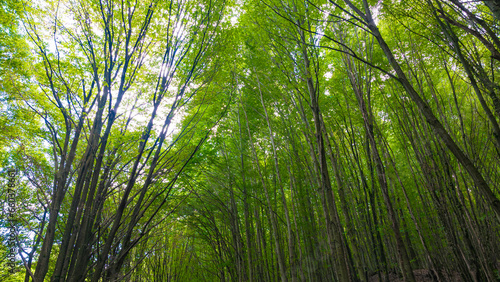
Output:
(368, 261), (500, 282)
(368, 262), (500, 281)
(368, 269), (462, 282)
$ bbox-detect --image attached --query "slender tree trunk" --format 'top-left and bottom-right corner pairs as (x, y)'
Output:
(343, 0), (500, 219)
(256, 72), (296, 282)
(297, 26), (351, 281)
(242, 99), (288, 282)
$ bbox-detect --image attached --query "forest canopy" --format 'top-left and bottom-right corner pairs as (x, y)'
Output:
(1, 0), (500, 281)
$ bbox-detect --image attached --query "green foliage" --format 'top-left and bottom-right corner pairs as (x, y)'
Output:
(2, 0), (500, 281)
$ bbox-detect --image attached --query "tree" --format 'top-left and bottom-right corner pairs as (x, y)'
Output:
(12, 0), (227, 280)
(3, 0), (500, 281)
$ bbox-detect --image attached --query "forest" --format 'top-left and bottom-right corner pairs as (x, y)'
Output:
(1, 0), (500, 281)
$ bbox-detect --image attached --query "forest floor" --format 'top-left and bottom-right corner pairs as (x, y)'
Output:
(368, 262), (500, 281)
(368, 269), (461, 282)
